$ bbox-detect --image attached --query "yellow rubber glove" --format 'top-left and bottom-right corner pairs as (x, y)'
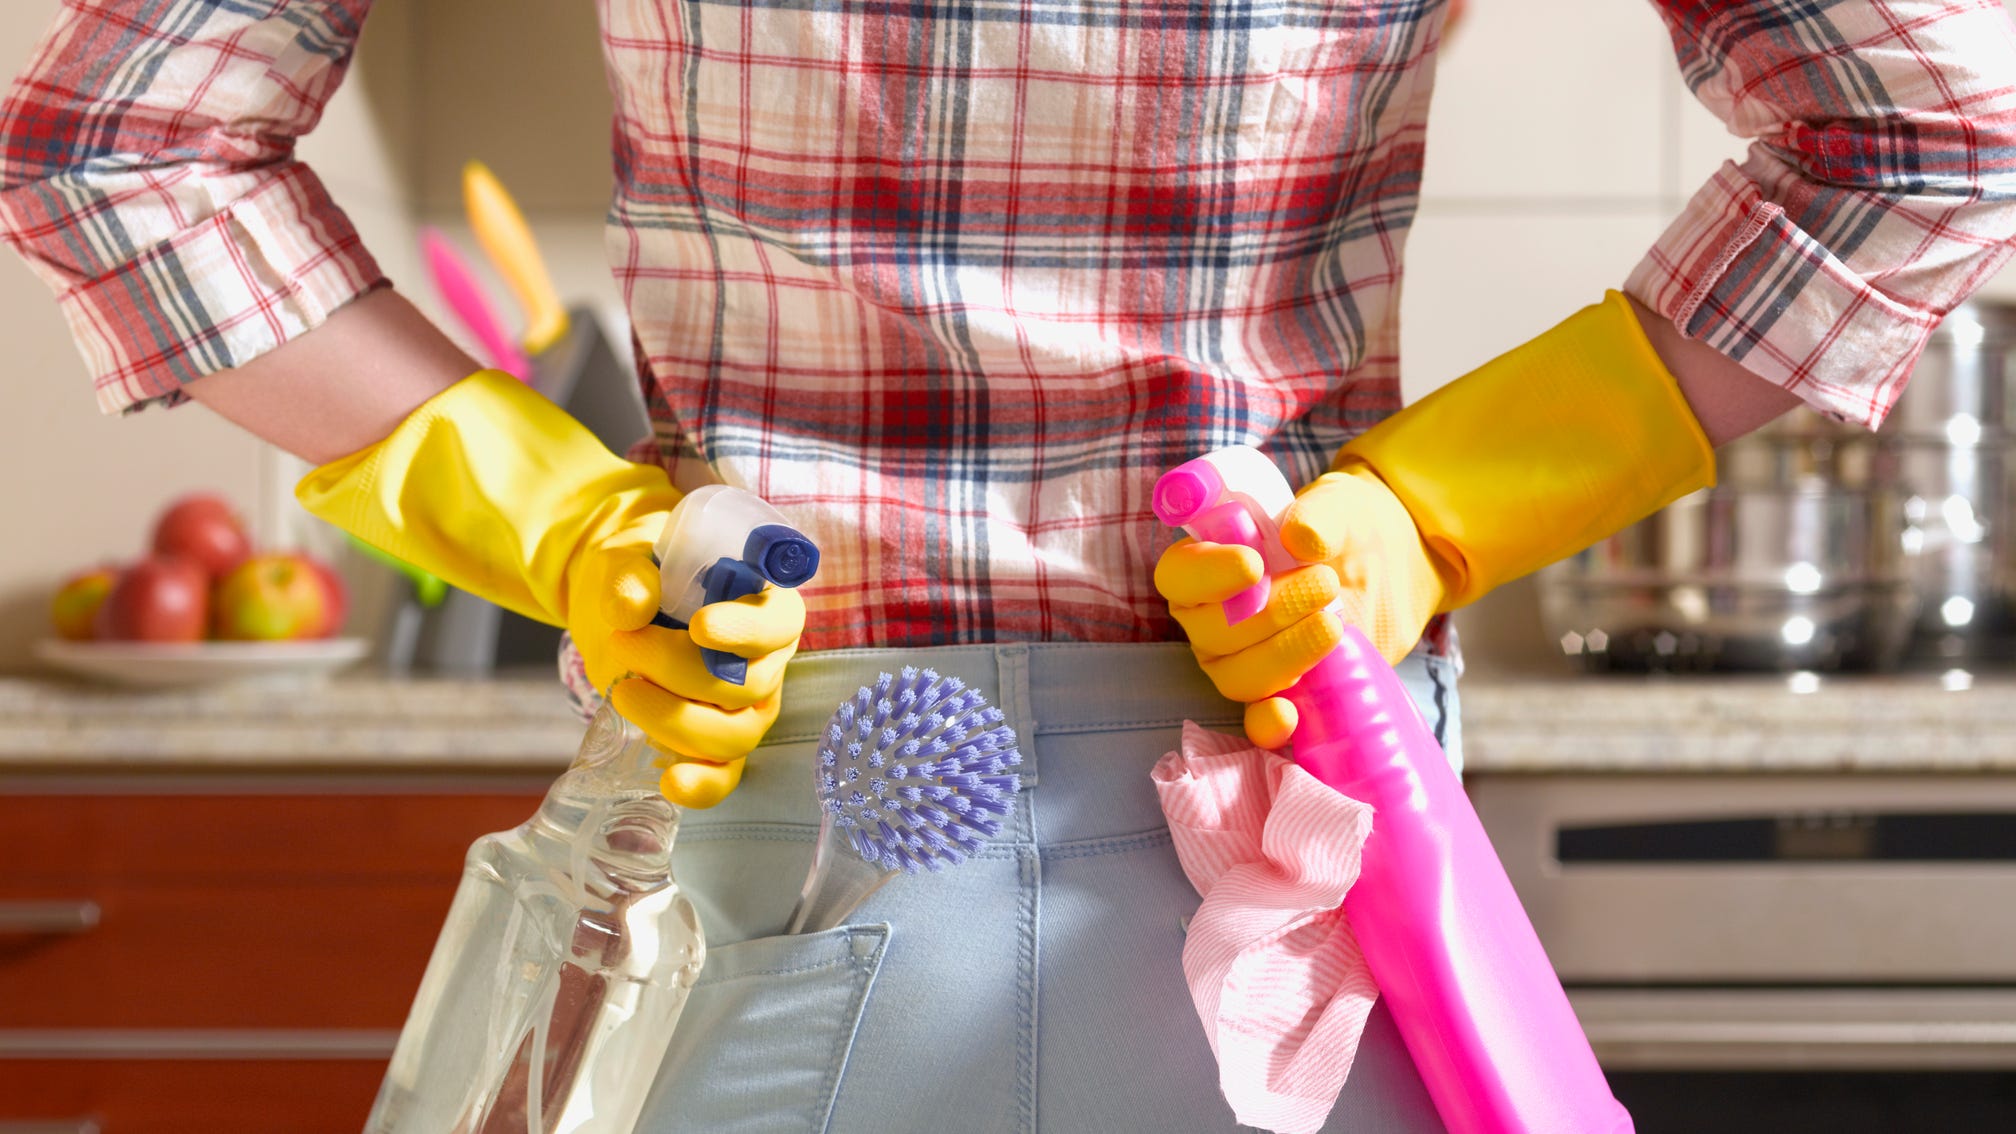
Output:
(1161, 467), (1453, 748)
(296, 370), (805, 807)
(1158, 292), (1714, 747)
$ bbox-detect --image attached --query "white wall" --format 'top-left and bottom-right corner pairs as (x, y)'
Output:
(1417, 0), (2016, 674)
(0, 0), (421, 672)
(1407, 0), (1707, 674)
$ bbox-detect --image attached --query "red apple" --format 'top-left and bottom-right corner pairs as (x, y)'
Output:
(97, 555), (208, 642)
(151, 494), (251, 579)
(50, 566), (119, 641)
(213, 553), (339, 641)
(302, 557), (349, 638)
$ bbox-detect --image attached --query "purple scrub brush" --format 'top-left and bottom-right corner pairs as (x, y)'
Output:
(786, 667), (1022, 934)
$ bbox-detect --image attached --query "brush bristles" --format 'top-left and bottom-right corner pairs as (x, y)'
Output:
(815, 667), (1022, 874)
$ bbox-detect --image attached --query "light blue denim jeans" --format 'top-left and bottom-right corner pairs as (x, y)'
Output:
(636, 642), (1460, 1133)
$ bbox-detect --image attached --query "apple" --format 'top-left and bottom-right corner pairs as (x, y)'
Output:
(152, 494), (251, 579)
(50, 566), (119, 641)
(302, 557), (349, 638)
(97, 555), (209, 642)
(213, 553), (342, 641)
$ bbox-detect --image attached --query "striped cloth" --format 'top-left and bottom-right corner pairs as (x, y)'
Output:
(1153, 720), (1380, 1134)
(6, 2), (2016, 652)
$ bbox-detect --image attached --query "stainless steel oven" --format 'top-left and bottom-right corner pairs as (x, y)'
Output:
(1470, 773), (2016, 1070)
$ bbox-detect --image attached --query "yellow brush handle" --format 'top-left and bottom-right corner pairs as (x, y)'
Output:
(463, 161), (569, 356)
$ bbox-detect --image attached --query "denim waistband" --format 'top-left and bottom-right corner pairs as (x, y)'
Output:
(711, 641), (1457, 849)
(762, 641), (1240, 751)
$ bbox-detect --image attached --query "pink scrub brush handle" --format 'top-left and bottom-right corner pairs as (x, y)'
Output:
(1156, 449), (1631, 1134)
(420, 227), (532, 379)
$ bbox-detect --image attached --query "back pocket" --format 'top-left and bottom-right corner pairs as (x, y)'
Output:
(634, 924), (890, 1134)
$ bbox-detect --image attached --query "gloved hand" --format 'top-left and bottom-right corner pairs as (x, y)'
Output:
(572, 545), (806, 807)
(1158, 291), (1715, 747)
(295, 369), (805, 807)
(1158, 465), (1451, 748)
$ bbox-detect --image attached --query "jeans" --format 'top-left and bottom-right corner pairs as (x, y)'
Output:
(635, 642), (1459, 1133)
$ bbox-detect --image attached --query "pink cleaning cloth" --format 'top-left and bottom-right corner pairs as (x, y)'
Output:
(1152, 721), (1379, 1134)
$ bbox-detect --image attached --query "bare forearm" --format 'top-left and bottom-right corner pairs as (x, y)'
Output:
(1627, 294), (1803, 448)
(185, 288), (478, 465)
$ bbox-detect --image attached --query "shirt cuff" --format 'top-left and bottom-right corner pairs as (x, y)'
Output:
(54, 164), (387, 414)
(1627, 164), (1941, 431)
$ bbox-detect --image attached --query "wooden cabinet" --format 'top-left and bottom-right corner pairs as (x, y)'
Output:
(2, 1061), (394, 1134)
(0, 778), (546, 1131)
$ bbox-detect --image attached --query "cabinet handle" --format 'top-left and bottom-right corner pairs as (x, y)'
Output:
(0, 901), (100, 934)
(0, 1122), (102, 1134)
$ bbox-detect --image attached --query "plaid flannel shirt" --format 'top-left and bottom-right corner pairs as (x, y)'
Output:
(6, 0), (2016, 651)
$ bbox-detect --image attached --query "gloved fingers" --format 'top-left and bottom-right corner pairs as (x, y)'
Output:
(688, 584), (807, 657)
(1244, 697), (1298, 750)
(601, 626), (793, 710)
(1170, 564), (1339, 658)
(1279, 472), (1374, 564)
(1154, 538), (1264, 606)
(660, 755), (747, 810)
(609, 676), (783, 764)
(595, 548), (664, 631)
(1197, 609), (1344, 703)
(1329, 586), (1425, 667)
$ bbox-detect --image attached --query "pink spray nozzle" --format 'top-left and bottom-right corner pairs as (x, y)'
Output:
(1183, 500), (1273, 625)
(1153, 461), (1225, 527)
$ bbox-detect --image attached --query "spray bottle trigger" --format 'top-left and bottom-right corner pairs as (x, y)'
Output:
(641, 557), (768, 683)
(696, 557), (767, 684)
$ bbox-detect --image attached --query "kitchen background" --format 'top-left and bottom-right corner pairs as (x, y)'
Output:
(15, 0), (1987, 676)
(7, 1), (2016, 1131)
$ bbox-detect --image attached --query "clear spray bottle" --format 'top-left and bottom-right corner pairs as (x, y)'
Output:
(366, 486), (819, 1134)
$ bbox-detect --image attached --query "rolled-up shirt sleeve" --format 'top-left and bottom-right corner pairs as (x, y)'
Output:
(0, 0), (385, 414)
(1630, 0), (2016, 429)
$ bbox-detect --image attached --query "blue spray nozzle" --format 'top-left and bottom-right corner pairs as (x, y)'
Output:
(745, 524), (819, 588)
(650, 487), (821, 687)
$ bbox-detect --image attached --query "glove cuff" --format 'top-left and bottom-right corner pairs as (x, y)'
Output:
(295, 369), (679, 625)
(1337, 291), (1715, 610)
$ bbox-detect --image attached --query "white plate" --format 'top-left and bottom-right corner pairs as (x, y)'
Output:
(35, 638), (370, 689)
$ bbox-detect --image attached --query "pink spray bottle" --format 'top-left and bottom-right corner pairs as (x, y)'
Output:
(1154, 446), (1631, 1134)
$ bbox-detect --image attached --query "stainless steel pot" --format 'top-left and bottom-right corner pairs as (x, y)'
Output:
(1543, 301), (2016, 672)
(1540, 483), (1918, 672)
(1882, 302), (2016, 662)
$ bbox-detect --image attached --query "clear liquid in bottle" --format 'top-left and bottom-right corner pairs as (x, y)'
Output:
(365, 703), (703, 1134)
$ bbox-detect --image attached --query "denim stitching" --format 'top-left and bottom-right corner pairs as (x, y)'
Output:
(1033, 715), (1242, 736)
(768, 713), (1241, 744)
(1041, 828), (1174, 862)
(684, 823), (1178, 860)
(816, 930), (888, 1134)
(681, 820), (1038, 855)
(680, 821), (817, 844)
(997, 643), (1040, 790)
(692, 955), (852, 989)
(1017, 844), (1040, 1134)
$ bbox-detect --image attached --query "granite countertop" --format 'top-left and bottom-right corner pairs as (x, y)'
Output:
(0, 676), (582, 771)
(3, 670), (2015, 774)
(1460, 670), (2016, 772)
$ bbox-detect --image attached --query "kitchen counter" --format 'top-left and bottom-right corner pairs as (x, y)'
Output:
(1461, 670), (2016, 773)
(4, 669), (2016, 772)
(0, 676), (582, 771)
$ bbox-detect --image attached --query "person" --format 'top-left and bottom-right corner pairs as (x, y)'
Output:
(5, 1), (2014, 1129)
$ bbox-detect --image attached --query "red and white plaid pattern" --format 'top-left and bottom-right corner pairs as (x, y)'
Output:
(1633, 0), (2016, 428)
(6, 1), (2016, 651)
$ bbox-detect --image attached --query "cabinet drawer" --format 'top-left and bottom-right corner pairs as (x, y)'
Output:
(0, 881), (457, 1028)
(0, 1058), (386, 1133)
(0, 792), (542, 883)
